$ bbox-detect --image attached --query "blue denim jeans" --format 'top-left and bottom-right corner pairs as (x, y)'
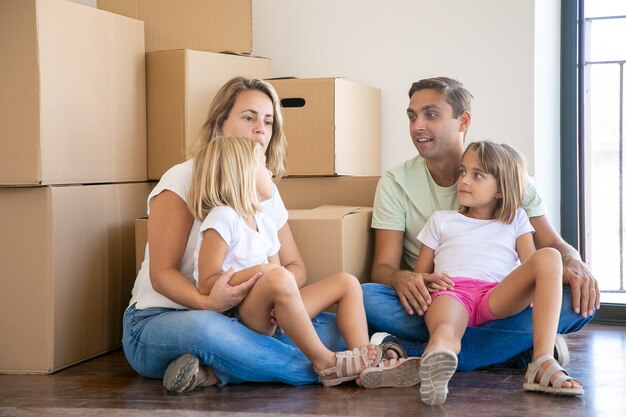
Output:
(122, 304), (345, 385)
(362, 283), (593, 372)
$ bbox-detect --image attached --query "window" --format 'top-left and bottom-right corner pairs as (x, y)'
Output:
(583, 1), (626, 305)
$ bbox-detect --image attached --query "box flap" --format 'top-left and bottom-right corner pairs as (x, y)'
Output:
(288, 205), (362, 220)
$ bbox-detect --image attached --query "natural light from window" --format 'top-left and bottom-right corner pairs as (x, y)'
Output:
(584, 0), (626, 304)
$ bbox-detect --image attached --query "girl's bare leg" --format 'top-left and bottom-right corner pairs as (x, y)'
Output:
(423, 295), (468, 355)
(300, 273), (369, 349)
(488, 248), (581, 389)
(239, 268), (376, 372)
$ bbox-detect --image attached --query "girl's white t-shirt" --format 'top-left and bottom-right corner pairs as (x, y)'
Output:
(129, 159), (288, 310)
(417, 208), (534, 282)
(193, 206), (281, 285)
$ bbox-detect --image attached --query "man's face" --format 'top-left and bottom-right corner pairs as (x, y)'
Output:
(406, 89), (469, 161)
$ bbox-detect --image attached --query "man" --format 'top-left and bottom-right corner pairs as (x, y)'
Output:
(363, 77), (599, 371)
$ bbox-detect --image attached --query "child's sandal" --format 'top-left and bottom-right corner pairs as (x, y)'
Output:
(315, 346), (383, 387)
(522, 355), (584, 396)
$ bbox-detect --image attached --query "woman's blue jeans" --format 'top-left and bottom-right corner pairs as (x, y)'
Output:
(362, 283), (593, 372)
(122, 304), (344, 385)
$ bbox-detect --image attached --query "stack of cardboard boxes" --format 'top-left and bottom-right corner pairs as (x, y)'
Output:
(108, 0), (384, 287)
(0, 0), (150, 373)
(271, 77), (383, 285)
(0, 0), (384, 373)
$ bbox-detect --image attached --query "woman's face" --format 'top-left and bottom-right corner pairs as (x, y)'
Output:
(220, 90), (274, 152)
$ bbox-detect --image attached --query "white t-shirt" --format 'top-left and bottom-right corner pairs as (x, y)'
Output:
(193, 205), (281, 285)
(417, 208), (535, 282)
(129, 159), (289, 310)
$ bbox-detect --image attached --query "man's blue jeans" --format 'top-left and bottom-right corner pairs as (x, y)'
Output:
(362, 283), (593, 371)
(122, 304), (345, 385)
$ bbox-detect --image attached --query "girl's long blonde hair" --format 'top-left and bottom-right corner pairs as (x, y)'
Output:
(188, 136), (262, 221)
(460, 141), (526, 224)
(188, 77), (287, 179)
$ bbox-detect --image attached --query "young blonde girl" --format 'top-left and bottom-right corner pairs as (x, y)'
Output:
(414, 141), (584, 405)
(188, 136), (419, 388)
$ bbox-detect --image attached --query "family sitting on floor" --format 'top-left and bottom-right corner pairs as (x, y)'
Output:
(122, 76), (596, 405)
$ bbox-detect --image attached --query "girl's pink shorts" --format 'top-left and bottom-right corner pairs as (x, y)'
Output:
(430, 277), (499, 327)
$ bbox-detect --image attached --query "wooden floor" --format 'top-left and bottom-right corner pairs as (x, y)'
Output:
(1, 323), (624, 417)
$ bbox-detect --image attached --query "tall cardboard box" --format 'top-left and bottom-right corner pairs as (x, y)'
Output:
(0, 183), (150, 374)
(147, 50), (271, 179)
(287, 206), (374, 285)
(97, 0), (252, 54)
(277, 176), (380, 209)
(0, 0), (147, 185)
(267, 78), (381, 176)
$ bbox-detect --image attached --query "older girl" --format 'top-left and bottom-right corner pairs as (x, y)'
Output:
(415, 141), (584, 405)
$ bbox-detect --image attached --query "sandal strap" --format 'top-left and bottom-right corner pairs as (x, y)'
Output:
(528, 354), (580, 389)
(526, 354), (553, 383)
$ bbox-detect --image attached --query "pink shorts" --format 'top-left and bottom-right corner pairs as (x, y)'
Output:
(430, 277), (498, 327)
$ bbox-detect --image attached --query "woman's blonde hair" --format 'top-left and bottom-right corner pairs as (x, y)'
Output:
(188, 136), (262, 221)
(460, 141), (526, 224)
(189, 76), (287, 179)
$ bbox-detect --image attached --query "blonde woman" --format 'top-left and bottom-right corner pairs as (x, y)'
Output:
(414, 142), (584, 405)
(123, 77), (341, 392)
(188, 136), (420, 387)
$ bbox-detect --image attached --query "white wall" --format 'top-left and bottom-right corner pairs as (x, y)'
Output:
(253, 0), (562, 229)
(71, 0), (562, 229)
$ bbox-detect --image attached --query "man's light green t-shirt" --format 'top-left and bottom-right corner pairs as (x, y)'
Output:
(372, 155), (546, 270)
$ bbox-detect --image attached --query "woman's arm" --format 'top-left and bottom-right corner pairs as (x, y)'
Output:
(149, 190), (203, 308)
(276, 222), (307, 287)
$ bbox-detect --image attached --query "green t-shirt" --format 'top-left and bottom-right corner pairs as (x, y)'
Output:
(372, 155), (546, 269)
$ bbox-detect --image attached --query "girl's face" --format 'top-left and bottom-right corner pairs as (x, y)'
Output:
(457, 149), (500, 217)
(255, 147), (274, 202)
(220, 90), (274, 152)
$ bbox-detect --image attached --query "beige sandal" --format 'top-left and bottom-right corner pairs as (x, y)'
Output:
(523, 355), (584, 396)
(358, 357), (421, 388)
(315, 346), (383, 387)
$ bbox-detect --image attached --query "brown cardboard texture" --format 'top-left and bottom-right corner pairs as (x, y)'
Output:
(0, 183), (150, 374)
(277, 176), (380, 209)
(147, 50), (271, 179)
(97, 0), (252, 54)
(287, 206), (374, 285)
(0, 0), (147, 185)
(267, 78), (381, 176)
(135, 217), (148, 275)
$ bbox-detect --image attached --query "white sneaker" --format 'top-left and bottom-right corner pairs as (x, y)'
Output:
(370, 332), (393, 345)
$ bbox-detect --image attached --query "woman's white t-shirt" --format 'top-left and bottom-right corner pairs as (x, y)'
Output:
(129, 160), (289, 310)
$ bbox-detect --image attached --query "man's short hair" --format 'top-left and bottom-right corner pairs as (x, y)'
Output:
(409, 77), (473, 118)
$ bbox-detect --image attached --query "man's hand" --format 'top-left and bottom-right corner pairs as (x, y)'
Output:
(563, 256), (600, 317)
(208, 268), (262, 312)
(392, 271), (432, 316)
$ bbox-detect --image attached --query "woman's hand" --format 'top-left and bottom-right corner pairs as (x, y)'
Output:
(205, 268), (263, 312)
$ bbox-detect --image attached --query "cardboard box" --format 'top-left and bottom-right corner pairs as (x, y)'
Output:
(135, 217), (148, 275)
(267, 78), (381, 176)
(97, 0), (252, 54)
(277, 176), (380, 209)
(146, 50), (271, 179)
(287, 206), (374, 285)
(0, 182), (150, 374)
(0, 0), (147, 186)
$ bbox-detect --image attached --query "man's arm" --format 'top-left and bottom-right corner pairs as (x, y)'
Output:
(371, 229), (432, 316)
(529, 215), (600, 317)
